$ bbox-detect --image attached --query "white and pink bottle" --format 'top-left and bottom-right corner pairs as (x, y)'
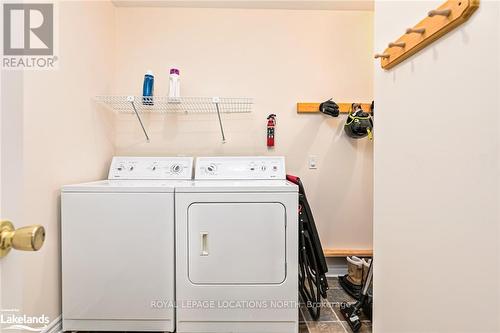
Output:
(168, 68), (180, 101)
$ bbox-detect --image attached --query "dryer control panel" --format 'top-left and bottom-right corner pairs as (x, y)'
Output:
(108, 157), (194, 180)
(195, 156), (286, 180)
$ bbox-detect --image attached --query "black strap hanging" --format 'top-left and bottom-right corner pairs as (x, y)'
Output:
(287, 175), (329, 320)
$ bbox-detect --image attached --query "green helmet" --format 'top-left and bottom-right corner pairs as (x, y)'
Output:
(344, 103), (373, 140)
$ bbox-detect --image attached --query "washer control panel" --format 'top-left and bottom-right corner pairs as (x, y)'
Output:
(195, 156), (286, 180)
(108, 157), (193, 180)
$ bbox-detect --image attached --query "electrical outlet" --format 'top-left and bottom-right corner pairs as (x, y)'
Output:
(308, 156), (318, 169)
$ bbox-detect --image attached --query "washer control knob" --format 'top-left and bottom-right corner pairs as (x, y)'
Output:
(171, 164), (182, 174)
(207, 164), (217, 173)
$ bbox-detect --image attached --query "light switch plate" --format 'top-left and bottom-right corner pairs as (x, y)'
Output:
(308, 156), (318, 169)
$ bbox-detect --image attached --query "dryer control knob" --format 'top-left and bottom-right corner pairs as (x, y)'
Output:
(207, 164), (217, 173)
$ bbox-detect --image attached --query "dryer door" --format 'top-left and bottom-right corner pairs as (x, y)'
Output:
(188, 202), (286, 284)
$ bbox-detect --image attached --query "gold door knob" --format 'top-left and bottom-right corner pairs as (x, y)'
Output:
(0, 220), (46, 258)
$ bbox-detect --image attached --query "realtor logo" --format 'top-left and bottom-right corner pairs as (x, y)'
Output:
(0, 308), (50, 332)
(2, 3), (58, 69)
(3, 3), (53, 55)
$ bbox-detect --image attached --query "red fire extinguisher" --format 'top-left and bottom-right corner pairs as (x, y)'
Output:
(267, 114), (276, 148)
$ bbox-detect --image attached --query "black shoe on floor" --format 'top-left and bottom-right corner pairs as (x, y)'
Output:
(339, 274), (362, 300)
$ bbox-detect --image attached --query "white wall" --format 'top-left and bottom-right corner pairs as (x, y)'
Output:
(113, 7), (374, 250)
(1, 0), (115, 322)
(374, 2), (500, 332)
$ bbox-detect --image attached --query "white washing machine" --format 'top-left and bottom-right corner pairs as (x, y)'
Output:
(61, 156), (194, 332)
(175, 156), (299, 333)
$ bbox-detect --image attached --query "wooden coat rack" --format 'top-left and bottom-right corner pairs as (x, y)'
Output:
(297, 102), (371, 114)
(375, 0), (479, 70)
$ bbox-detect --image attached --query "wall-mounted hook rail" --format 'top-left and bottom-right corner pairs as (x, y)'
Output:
(297, 102), (372, 114)
(375, 0), (479, 70)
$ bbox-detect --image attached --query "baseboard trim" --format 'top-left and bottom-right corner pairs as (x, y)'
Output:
(41, 315), (62, 333)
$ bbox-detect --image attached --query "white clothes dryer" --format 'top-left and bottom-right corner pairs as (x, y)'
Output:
(175, 156), (299, 333)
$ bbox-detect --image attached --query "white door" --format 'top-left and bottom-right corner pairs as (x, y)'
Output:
(1, 66), (46, 333)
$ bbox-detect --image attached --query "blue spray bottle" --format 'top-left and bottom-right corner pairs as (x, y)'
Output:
(142, 70), (154, 105)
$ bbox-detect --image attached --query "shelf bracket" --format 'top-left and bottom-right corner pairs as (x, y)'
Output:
(213, 97), (226, 143)
(128, 95), (150, 142)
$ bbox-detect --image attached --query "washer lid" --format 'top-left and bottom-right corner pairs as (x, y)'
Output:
(61, 180), (189, 193)
(175, 180), (298, 193)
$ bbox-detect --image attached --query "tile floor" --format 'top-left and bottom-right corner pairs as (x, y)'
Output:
(299, 277), (372, 333)
(76, 277), (370, 333)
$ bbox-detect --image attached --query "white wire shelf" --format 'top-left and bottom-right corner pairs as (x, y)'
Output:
(94, 95), (253, 142)
(95, 95), (253, 114)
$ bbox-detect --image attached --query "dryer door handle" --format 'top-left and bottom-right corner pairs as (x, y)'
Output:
(200, 232), (209, 256)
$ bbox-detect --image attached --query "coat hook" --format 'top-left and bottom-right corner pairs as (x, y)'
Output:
(374, 53), (390, 59)
(406, 27), (426, 34)
(388, 42), (406, 48)
(428, 9), (451, 17)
